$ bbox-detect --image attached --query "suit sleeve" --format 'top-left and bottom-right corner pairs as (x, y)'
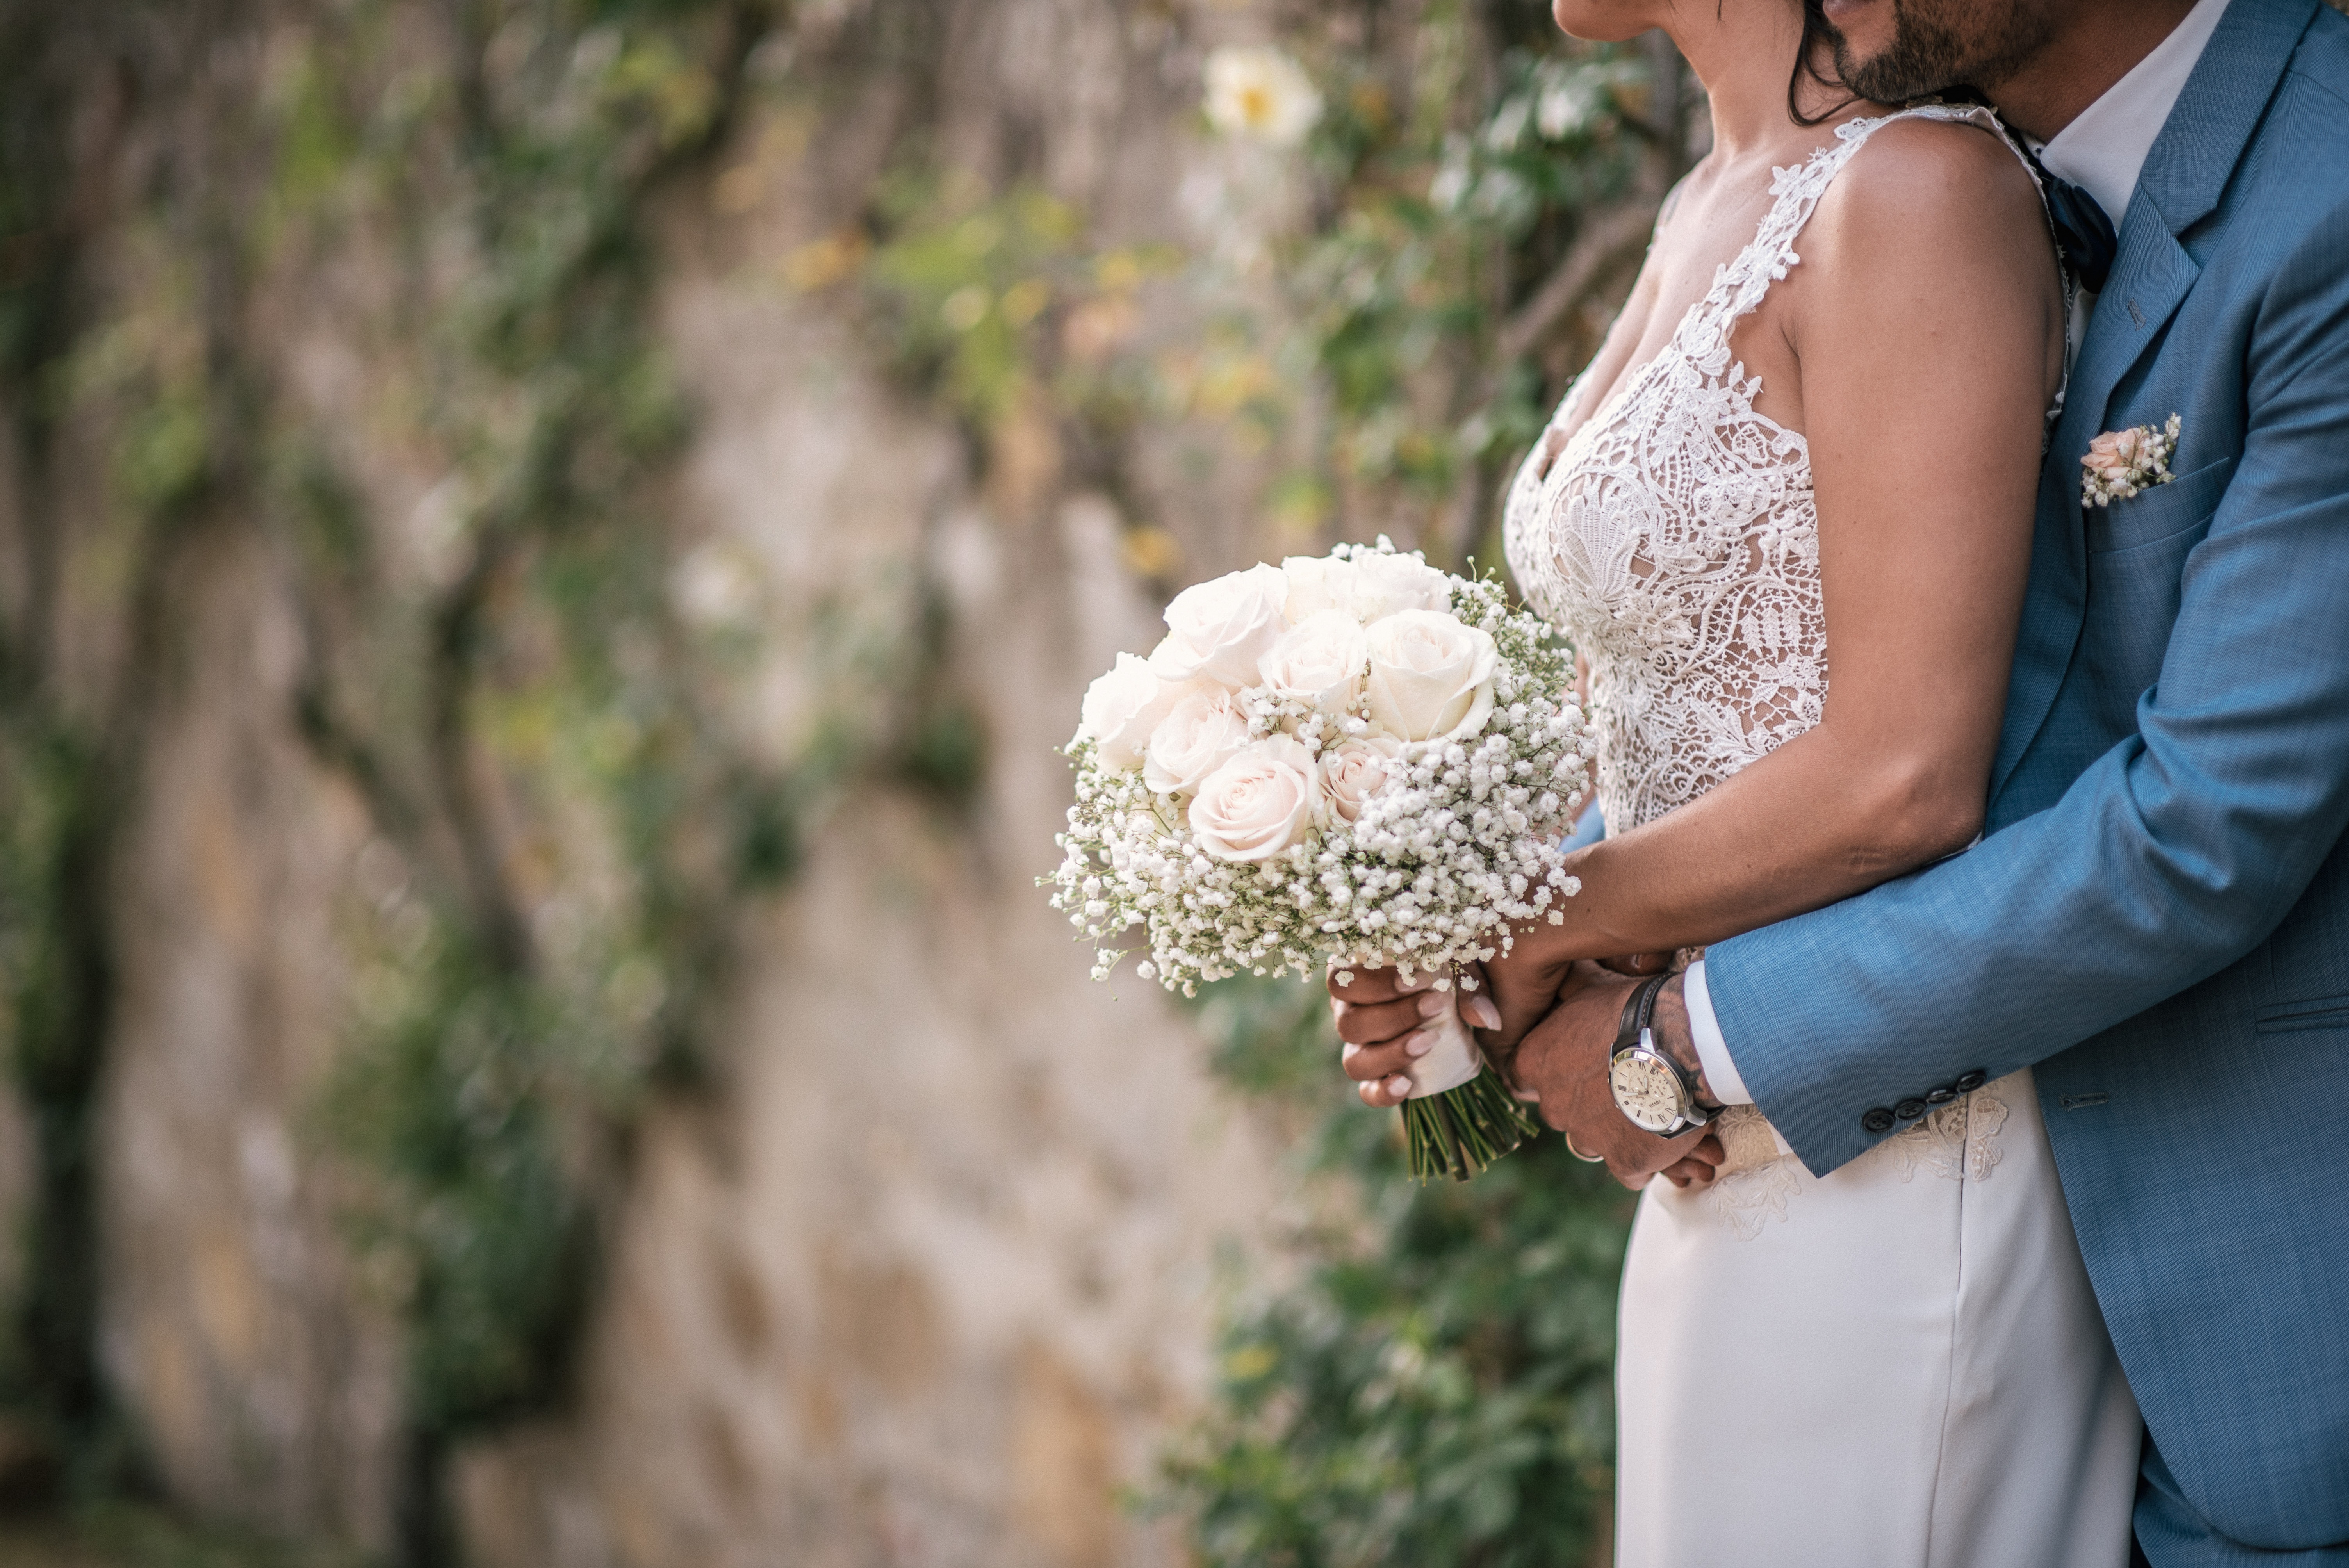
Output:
(1706, 203), (2349, 1175)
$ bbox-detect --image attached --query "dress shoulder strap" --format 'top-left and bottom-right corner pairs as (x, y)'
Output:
(1677, 102), (2053, 372)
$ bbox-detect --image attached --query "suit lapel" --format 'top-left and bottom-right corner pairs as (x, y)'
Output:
(2135, 0), (2319, 237)
(2062, 214), (2201, 454)
(1987, 0), (2317, 805)
(2062, 0), (2315, 439)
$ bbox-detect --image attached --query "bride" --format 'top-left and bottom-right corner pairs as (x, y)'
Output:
(1331, 1), (2142, 1564)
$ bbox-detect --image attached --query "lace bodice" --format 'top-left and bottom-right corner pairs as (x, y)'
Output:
(1504, 104), (2030, 833)
(1504, 106), (2053, 1230)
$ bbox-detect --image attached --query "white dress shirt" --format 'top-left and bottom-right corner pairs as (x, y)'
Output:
(1683, 0), (2233, 1109)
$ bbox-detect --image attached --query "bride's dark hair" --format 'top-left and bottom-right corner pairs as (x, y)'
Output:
(1788, 0), (1858, 126)
(1786, 0), (1989, 126)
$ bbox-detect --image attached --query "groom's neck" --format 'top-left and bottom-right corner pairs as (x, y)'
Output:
(1983, 0), (2201, 142)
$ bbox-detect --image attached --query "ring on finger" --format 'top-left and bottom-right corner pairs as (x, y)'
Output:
(1564, 1133), (1606, 1164)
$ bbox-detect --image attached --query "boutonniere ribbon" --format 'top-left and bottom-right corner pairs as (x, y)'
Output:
(2082, 414), (2182, 508)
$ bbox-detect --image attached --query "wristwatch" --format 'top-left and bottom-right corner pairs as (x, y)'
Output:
(1608, 973), (1721, 1137)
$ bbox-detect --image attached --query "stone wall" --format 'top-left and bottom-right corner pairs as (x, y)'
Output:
(0, 0), (1334, 1561)
(438, 9), (1310, 1559)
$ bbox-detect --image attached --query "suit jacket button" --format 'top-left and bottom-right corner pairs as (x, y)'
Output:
(1925, 1087), (1957, 1106)
(1894, 1098), (1927, 1120)
(1953, 1070), (1988, 1093)
(1862, 1108), (1896, 1134)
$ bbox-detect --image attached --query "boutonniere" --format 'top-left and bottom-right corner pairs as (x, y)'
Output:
(2081, 414), (2182, 508)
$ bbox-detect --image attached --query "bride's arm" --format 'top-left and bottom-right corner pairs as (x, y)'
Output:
(1499, 125), (2065, 1010)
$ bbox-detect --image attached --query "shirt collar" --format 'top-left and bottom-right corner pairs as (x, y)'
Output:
(2038, 0), (2233, 233)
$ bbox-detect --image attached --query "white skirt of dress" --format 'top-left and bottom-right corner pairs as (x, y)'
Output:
(1614, 1068), (2142, 1568)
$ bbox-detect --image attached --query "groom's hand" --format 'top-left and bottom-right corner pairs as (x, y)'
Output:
(1513, 967), (1713, 1189)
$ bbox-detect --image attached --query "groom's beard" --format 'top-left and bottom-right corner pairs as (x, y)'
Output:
(1825, 0), (2058, 103)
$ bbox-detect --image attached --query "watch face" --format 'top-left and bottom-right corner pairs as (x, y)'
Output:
(1610, 1050), (1686, 1134)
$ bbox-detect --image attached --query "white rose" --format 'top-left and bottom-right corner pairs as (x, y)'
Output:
(1346, 551), (1452, 621)
(1280, 554), (1357, 623)
(1143, 686), (1250, 795)
(1257, 610), (1369, 714)
(1203, 46), (1323, 148)
(1281, 550), (1451, 624)
(1075, 652), (1185, 771)
(1189, 738), (1323, 862)
(1363, 609), (1498, 741)
(1321, 734), (1403, 823)
(1153, 564), (1291, 689)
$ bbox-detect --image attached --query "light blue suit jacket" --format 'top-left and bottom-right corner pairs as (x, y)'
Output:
(1706, 0), (2349, 1547)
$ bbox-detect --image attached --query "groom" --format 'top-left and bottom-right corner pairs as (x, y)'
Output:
(1334, 0), (2349, 1561)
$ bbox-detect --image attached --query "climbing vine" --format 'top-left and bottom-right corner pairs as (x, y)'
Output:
(0, 0), (964, 1553)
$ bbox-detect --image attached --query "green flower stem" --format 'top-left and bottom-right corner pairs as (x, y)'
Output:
(1403, 1069), (1541, 1183)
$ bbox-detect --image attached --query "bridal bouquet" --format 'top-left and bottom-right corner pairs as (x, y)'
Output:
(1046, 539), (1593, 1180)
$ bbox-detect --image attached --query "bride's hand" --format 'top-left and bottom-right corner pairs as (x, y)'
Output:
(1475, 940), (1578, 1063)
(1328, 963), (1504, 1109)
(1597, 950), (1677, 977)
(1478, 943), (1673, 1062)
(1656, 1133), (1727, 1190)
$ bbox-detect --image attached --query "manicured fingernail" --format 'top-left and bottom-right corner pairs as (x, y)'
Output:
(1404, 1031), (1433, 1058)
(1386, 1076), (1412, 1098)
(1341, 1042), (1360, 1064)
(1465, 995), (1502, 1030)
(1416, 994), (1447, 1018)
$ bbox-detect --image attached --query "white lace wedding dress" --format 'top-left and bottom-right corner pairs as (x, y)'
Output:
(1502, 107), (2143, 1568)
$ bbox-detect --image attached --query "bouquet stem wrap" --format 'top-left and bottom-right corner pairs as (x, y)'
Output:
(1399, 986), (1541, 1182)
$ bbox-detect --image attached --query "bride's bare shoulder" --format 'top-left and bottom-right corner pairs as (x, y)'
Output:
(1802, 112), (2057, 287)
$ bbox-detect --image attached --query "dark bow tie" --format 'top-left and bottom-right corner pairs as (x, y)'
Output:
(2022, 148), (2119, 294)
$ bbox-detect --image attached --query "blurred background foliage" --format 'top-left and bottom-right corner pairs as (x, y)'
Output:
(0, 0), (1696, 1562)
(1169, 979), (1634, 1568)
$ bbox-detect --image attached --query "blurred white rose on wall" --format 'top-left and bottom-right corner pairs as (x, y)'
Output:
(1203, 45), (1324, 147)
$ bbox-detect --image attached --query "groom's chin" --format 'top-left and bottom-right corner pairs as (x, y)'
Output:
(1815, 0), (1924, 103)
(1833, 0), (2062, 106)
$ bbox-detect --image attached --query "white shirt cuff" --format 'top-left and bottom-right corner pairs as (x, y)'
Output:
(1683, 960), (1753, 1106)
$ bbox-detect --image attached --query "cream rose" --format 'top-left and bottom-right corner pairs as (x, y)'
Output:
(1257, 610), (1369, 714)
(2082, 427), (2152, 489)
(1321, 734), (1403, 823)
(1280, 551), (1450, 625)
(1143, 686), (1250, 795)
(1189, 738), (1322, 862)
(1279, 554), (1355, 623)
(1364, 609), (1498, 741)
(1346, 550), (1452, 621)
(1153, 564), (1292, 689)
(1075, 652), (1185, 771)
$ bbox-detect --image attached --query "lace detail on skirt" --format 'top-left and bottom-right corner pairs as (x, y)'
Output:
(1872, 1090), (2009, 1184)
(1702, 1089), (2010, 1239)
(1707, 1105), (1804, 1240)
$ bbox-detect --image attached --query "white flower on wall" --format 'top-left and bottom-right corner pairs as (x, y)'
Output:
(1203, 46), (1323, 147)
(670, 540), (764, 629)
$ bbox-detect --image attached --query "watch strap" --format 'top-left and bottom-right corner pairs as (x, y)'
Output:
(1613, 973), (1670, 1054)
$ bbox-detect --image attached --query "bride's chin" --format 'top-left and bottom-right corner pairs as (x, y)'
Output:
(1549, 0), (1657, 45)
